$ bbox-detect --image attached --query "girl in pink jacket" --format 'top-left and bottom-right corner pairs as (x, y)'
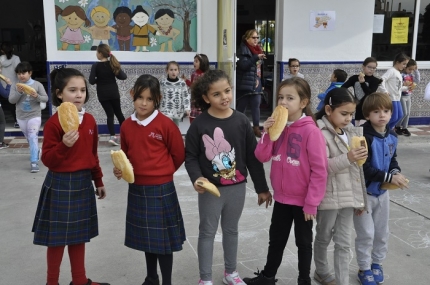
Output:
(243, 77), (328, 285)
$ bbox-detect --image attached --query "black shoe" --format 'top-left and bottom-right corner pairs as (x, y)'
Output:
(395, 127), (403, 135)
(142, 276), (160, 285)
(243, 270), (277, 284)
(402, 128), (411, 136)
(297, 277), (311, 285)
(70, 278), (110, 285)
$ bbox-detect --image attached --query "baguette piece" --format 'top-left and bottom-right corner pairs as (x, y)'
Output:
(351, 136), (368, 166)
(16, 83), (36, 95)
(381, 179), (409, 190)
(196, 179), (220, 197)
(57, 102), (79, 133)
(0, 74), (6, 82)
(111, 150), (135, 183)
(268, 105), (289, 141)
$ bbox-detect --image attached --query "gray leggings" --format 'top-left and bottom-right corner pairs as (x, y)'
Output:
(198, 183), (246, 281)
(396, 95), (411, 128)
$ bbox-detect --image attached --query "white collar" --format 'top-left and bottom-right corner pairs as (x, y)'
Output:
(131, 110), (158, 126)
(287, 113), (306, 126)
(78, 108), (85, 124)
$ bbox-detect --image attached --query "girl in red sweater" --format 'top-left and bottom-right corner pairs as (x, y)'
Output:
(113, 74), (186, 285)
(32, 68), (109, 285)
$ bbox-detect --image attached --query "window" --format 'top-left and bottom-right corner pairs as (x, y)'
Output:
(255, 20), (275, 55)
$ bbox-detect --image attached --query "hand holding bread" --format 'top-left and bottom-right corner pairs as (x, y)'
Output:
(111, 150), (135, 183)
(195, 178), (220, 197)
(350, 136), (368, 166)
(267, 105), (289, 141)
(16, 83), (37, 97)
(381, 174), (409, 190)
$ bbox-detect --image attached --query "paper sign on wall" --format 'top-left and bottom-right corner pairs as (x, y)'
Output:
(391, 17), (409, 44)
(373, 14), (384, 33)
(310, 11), (336, 31)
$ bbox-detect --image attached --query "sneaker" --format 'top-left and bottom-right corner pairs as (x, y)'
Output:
(394, 127), (403, 135)
(14, 122), (19, 128)
(314, 271), (336, 285)
(297, 278), (311, 285)
(371, 263), (384, 284)
(108, 136), (120, 146)
(357, 270), (376, 285)
(242, 270), (277, 285)
(223, 271), (246, 285)
(30, 162), (39, 173)
(402, 128), (411, 137)
(198, 280), (213, 285)
(0, 142), (9, 149)
(142, 276), (160, 285)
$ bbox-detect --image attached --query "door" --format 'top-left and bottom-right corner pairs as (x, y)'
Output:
(217, 0), (237, 108)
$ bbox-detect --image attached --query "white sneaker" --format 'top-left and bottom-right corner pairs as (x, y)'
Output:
(30, 162), (39, 173)
(108, 136), (120, 146)
(198, 279), (213, 285)
(223, 271), (246, 285)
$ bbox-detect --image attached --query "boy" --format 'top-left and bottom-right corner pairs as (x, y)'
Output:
(354, 93), (408, 285)
(316, 69), (347, 111)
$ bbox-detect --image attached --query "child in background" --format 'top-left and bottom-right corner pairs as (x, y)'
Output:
(341, 57), (382, 126)
(185, 69), (271, 285)
(0, 70), (11, 149)
(354, 92), (408, 285)
(243, 77), (328, 285)
(395, 59), (420, 136)
(32, 68), (109, 285)
(113, 74), (185, 285)
(8, 61), (48, 173)
(316, 69), (348, 111)
(283, 58), (304, 80)
(314, 88), (367, 285)
(89, 44), (127, 146)
(378, 52), (409, 129)
(182, 53), (210, 122)
(160, 61), (191, 126)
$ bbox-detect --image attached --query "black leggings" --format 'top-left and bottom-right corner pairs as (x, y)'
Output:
(99, 99), (125, 136)
(145, 252), (173, 285)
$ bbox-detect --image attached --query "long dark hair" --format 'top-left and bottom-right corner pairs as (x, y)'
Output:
(131, 74), (161, 110)
(50, 68), (89, 106)
(315, 88), (356, 120)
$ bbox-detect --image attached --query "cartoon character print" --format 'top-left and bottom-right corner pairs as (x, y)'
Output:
(202, 127), (245, 185)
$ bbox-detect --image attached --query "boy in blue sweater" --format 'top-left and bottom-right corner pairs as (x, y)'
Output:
(316, 69), (347, 111)
(353, 92), (408, 285)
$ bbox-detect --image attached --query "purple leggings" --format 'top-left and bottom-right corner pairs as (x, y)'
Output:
(236, 92), (261, 127)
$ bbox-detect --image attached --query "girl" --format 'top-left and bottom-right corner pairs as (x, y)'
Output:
(313, 88), (367, 285)
(378, 52), (409, 129)
(55, 5), (91, 51)
(243, 77), (328, 285)
(395, 59), (420, 136)
(32, 68), (108, 285)
(283, 58), (304, 80)
(159, 61), (190, 126)
(8, 61), (49, 173)
(89, 44), (127, 146)
(113, 74), (185, 285)
(182, 53), (210, 122)
(185, 69), (271, 285)
(341, 57), (382, 126)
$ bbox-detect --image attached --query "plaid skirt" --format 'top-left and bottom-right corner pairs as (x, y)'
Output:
(125, 181), (186, 254)
(32, 170), (98, 246)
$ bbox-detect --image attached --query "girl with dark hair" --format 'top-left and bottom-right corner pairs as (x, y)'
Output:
(114, 74), (185, 285)
(283, 58), (304, 80)
(0, 42), (20, 127)
(89, 44), (127, 146)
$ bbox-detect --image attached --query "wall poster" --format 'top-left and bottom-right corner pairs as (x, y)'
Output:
(310, 11), (336, 31)
(54, 0), (197, 52)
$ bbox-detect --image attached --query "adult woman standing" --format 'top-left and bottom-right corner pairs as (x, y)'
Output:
(236, 29), (266, 137)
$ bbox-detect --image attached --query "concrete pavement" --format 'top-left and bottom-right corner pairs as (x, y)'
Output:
(1, 121), (430, 284)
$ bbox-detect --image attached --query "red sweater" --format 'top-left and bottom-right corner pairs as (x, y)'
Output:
(185, 69), (204, 86)
(41, 113), (104, 187)
(120, 112), (185, 185)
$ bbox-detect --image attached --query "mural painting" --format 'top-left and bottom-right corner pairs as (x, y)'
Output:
(54, 0), (197, 52)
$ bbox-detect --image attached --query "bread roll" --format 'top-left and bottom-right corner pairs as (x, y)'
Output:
(359, 72), (365, 77)
(268, 105), (288, 141)
(111, 150), (135, 183)
(351, 136), (368, 166)
(16, 83), (36, 95)
(0, 74), (6, 82)
(57, 102), (79, 133)
(381, 179), (409, 190)
(196, 179), (220, 197)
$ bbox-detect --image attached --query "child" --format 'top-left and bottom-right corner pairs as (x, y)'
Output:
(395, 59), (420, 136)
(354, 92), (408, 285)
(316, 69), (347, 111)
(89, 44), (127, 146)
(378, 52), (410, 129)
(8, 61), (48, 173)
(185, 69), (271, 285)
(314, 88), (367, 285)
(0, 72), (11, 149)
(283, 58), (304, 80)
(32, 68), (109, 285)
(243, 77), (328, 285)
(341, 57), (382, 126)
(113, 74), (186, 285)
(182, 53), (210, 122)
(159, 61), (191, 126)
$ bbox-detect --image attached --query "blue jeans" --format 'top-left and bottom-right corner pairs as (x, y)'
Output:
(236, 91), (261, 127)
